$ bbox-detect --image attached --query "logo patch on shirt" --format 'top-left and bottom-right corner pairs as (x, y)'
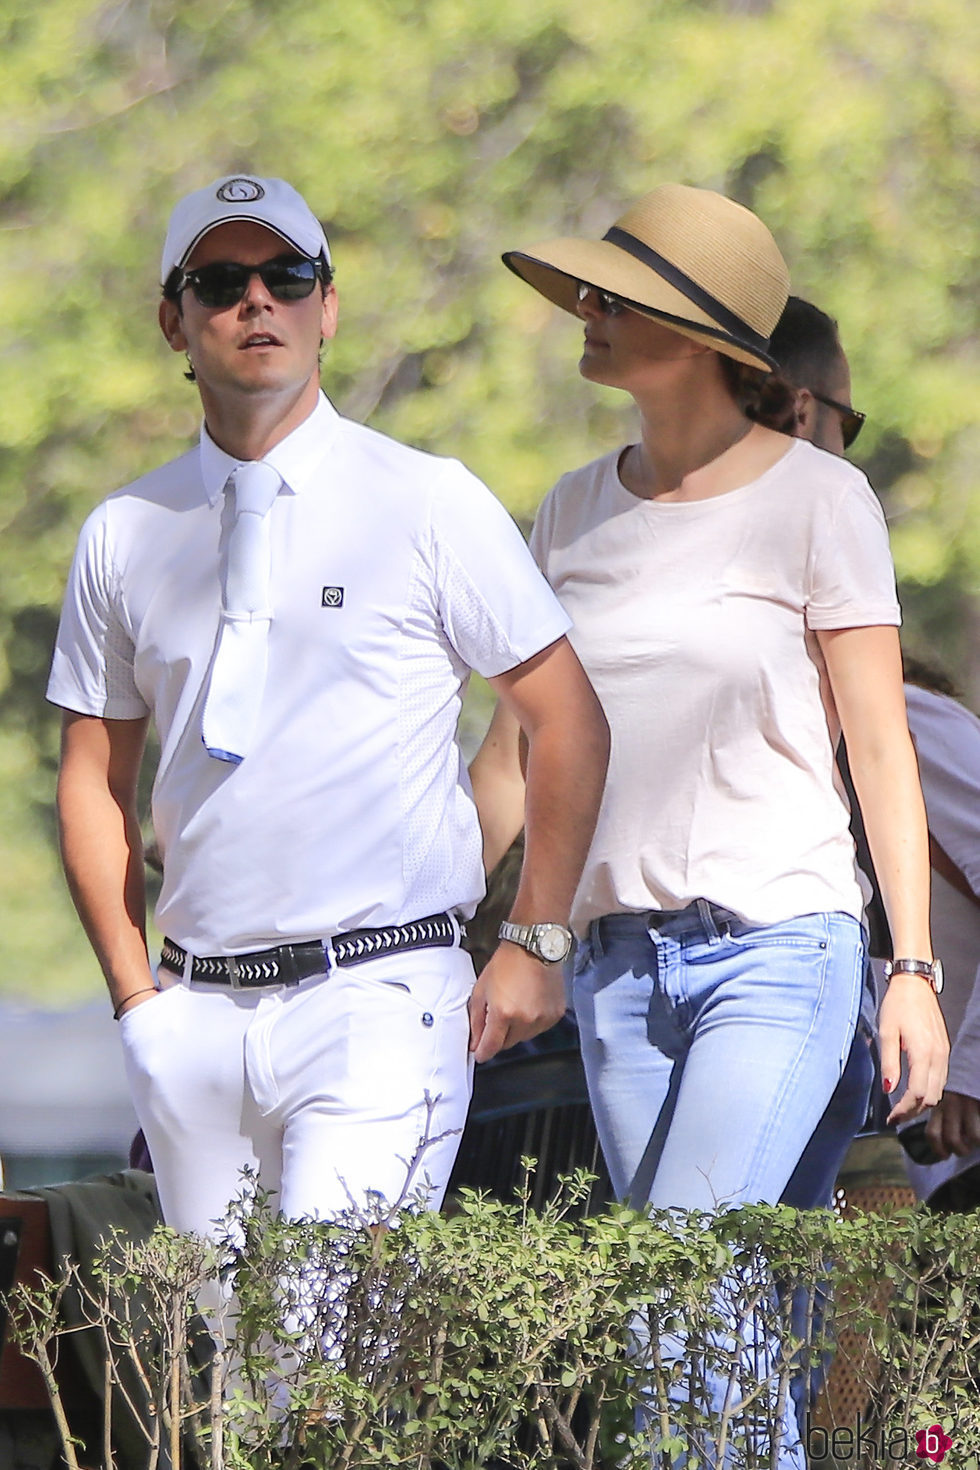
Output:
(321, 586), (344, 608)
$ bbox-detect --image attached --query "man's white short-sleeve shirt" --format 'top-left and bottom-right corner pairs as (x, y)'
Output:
(48, 394), (570, 954)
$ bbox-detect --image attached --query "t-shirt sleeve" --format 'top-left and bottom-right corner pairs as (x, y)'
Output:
(429, 462), (571, 678)
(904, 684), (980, 1098)
(805, 473), (901, 630)
(905, 685), (980, 898)
(528, 483), (559, 577)
(947, 964), (980, 1100)
(46, 504), (149, 719)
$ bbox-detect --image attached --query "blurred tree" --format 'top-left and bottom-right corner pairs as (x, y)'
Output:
(1, 0), (978, 999)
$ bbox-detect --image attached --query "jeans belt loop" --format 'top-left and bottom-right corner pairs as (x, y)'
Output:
(697, 897), (725, 945)
(696, 897), (715, 943)
(589, 917), (605, 961)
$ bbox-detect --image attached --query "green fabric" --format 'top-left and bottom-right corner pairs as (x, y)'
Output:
(26, 1170), (187, 1469)
(836, 1131), (914, 1192)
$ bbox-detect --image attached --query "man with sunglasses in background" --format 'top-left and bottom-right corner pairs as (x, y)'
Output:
(768, 295), (865, 456)
(47, 174), (608, 1244)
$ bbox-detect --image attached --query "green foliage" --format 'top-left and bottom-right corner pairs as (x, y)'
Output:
(8, 1182), (980, 1469)
(2, 0), (979, 998)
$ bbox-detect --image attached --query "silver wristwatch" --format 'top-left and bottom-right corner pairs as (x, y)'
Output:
(883, 957), (944, 995)
(498, 920), (573, 965)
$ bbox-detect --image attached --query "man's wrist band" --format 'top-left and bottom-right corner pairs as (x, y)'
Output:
(113, 987), (158, 1021)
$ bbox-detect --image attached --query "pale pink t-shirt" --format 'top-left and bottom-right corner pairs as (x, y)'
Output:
(530, 438), (901, 933)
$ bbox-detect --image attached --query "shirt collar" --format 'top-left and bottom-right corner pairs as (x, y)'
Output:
(198, 391), (343, 506)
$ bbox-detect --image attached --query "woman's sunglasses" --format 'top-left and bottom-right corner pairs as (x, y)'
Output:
(175, 256), (324, 309)
(811, 392), (866, 450)
(576, 281), (628, 317)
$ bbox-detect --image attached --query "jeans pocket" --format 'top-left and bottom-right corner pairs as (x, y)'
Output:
(723, 915), (831, 953)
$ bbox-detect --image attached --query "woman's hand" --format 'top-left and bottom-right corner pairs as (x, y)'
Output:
(879, 971), (949, 1124)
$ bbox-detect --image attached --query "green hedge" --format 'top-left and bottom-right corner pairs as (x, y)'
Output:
(9, 1176), (980, 1470)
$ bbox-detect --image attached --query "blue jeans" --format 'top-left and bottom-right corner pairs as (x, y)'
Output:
(781, 1026), (875, 1210)
(572, 901), (866, 1212)
(573, 902), (865, 1467)
(781, 1025), (875, 1433)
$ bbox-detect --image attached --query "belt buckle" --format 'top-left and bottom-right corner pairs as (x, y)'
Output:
(225, 955), (244, 990)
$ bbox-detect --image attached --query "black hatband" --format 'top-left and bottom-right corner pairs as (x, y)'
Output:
(602, 226), (772, 357)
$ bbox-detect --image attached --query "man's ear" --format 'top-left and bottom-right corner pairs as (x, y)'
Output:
(159, 297), (188, 353)
(793, 387), (818, 443)
(320, 282), (339, 344)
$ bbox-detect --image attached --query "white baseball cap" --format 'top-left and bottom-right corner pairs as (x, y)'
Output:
(160, 174), (331, 284)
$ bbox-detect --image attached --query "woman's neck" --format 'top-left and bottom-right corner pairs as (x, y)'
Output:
(621, 376), (788, 502)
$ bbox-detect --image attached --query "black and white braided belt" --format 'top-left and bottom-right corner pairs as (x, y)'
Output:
(160, 912), (458, 990)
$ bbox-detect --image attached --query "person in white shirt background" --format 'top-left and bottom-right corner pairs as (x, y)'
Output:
(893, 663), (980, 1207)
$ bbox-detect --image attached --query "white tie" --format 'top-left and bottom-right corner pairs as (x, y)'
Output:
(202, 461), (283, 763)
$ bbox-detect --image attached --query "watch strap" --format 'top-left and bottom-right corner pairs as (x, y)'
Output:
(498, 920), (573, 964)
(884, 957), (943, 994)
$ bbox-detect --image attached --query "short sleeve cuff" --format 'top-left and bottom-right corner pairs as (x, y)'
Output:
(474, 608), (572, 680)
(806, 603), (901, 631)
(45, 676), (149, 721)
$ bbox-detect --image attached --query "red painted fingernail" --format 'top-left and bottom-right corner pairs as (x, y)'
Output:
(883, 1078), (893, 1093)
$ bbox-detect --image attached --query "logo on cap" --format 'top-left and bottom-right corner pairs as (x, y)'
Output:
(217, 178), (265, 203)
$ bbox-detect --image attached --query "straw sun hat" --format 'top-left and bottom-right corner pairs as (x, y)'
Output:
(502, 184), (790, 373)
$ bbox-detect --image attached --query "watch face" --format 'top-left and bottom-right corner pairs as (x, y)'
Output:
(536, 924), (571, 963)
(931, 958), (944, 994)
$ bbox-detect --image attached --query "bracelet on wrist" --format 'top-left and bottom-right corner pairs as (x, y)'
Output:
(113, 987), (158, 1021)
(882, 957), (944, 995)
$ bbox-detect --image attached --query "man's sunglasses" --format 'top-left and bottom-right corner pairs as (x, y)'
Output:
(175, 256), (324, 309)
(812, 392), (866, 450)
(576, 281), (628, 317)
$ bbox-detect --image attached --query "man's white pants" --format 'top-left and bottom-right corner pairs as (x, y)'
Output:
(119, 945), (475, 1236)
